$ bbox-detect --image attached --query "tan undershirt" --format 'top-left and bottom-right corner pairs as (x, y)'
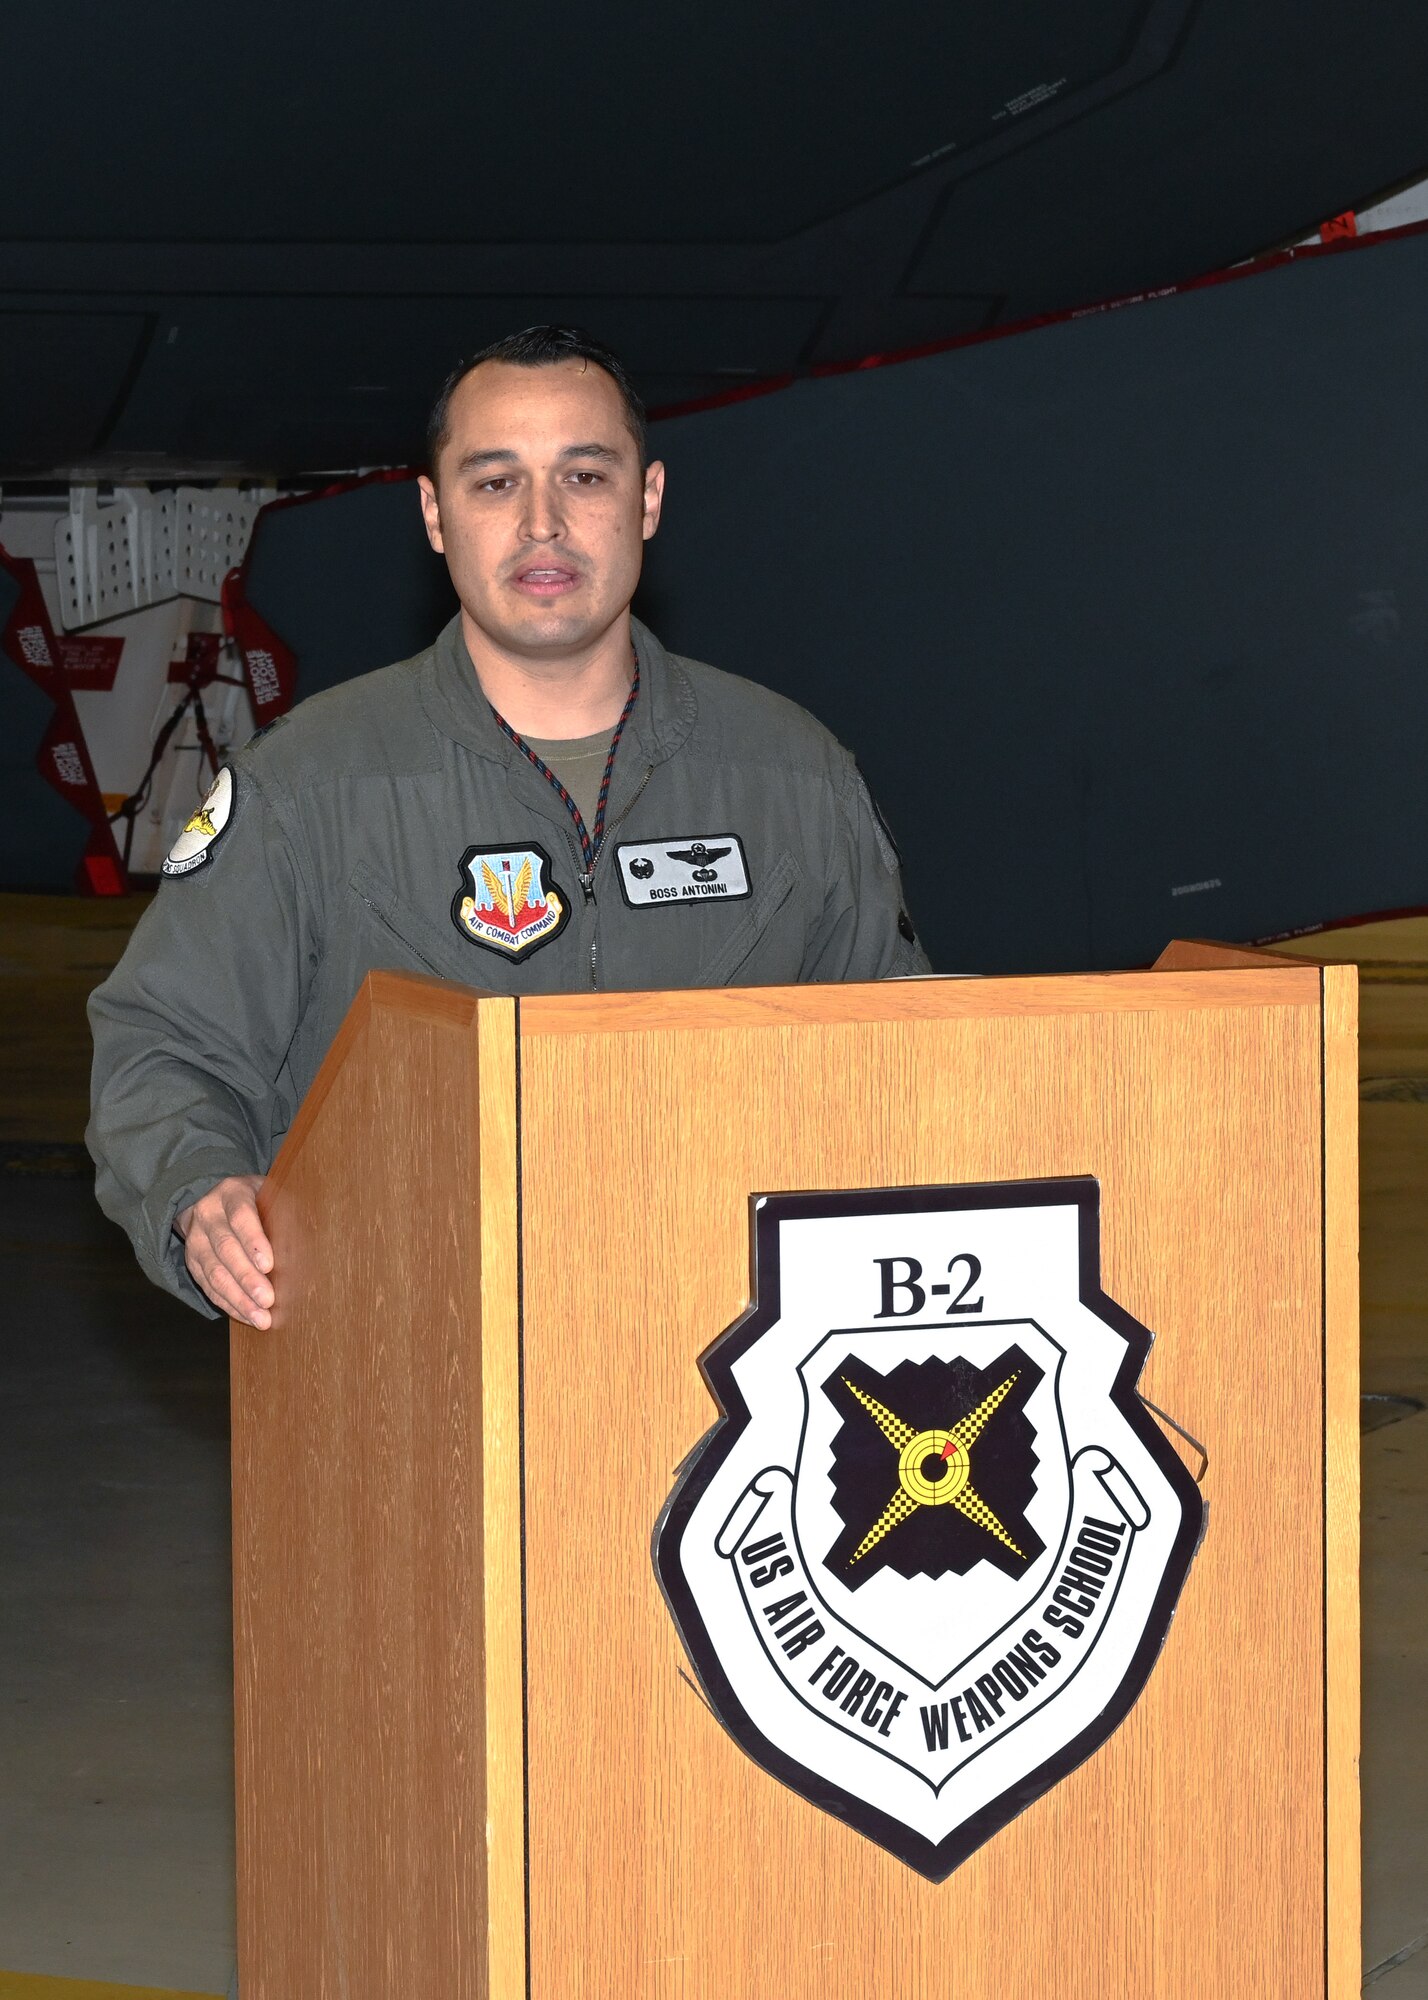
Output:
(522, 729), (613, 837)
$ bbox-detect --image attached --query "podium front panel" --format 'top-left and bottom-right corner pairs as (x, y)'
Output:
(513, 969), (1355, 2000)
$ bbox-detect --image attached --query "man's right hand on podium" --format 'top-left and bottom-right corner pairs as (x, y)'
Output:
(175, 1175), (274, 1328)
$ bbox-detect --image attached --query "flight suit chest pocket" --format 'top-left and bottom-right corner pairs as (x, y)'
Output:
(348, 859), (477, 983)
(696, 851), (802, 986)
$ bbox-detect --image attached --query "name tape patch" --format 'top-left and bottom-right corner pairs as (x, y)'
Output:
(615, 834), (750, 908)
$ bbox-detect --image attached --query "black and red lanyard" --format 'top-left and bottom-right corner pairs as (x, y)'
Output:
(490, 661), (640, 901)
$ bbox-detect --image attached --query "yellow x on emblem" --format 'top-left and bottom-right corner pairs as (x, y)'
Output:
(842, 1372), (1026, 1566)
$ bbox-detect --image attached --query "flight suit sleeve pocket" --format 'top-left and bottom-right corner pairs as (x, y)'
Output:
(698, 851), (802, 987)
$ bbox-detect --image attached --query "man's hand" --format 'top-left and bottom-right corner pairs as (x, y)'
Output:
(175, 1175), (274, 1328)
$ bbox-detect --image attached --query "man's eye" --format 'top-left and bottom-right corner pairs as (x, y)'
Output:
(568, 470), (603, 486)
(479, 477), (515, 493)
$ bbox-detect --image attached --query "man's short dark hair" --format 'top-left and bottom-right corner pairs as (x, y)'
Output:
(426, 325), (647, 473)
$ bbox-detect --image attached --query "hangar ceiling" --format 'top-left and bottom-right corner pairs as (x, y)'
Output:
(3, 0), (1427, 476)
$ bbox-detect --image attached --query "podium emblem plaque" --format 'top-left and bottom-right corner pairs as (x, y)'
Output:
(655, 1179), (1205, 1879)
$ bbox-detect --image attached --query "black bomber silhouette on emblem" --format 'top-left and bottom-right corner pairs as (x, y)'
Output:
(667, 841), (731, 882)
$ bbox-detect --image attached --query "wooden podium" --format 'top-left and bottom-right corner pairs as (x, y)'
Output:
(230, 952), (1359, 2000)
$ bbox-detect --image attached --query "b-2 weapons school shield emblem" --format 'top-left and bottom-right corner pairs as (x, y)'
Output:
(654, 1180), (1205, 1880)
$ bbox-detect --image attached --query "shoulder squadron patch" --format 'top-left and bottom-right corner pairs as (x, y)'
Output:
(452, 844), (569, 959)
(162, 766), (235, 877)
(654, 1179), (1205, 1881)
(615, 834), (750, 907)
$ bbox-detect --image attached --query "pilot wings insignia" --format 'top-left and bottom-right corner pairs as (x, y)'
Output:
(667, 843), (732, 869)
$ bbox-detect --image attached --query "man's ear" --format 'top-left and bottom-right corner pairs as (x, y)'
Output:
(641, 459), (666, 542)
(417, 474), (444, 554)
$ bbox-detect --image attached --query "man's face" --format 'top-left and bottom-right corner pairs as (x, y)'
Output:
(418, 358), (664, 659)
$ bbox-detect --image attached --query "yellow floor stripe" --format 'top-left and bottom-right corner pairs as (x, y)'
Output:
(0, 1974), (223, 2000)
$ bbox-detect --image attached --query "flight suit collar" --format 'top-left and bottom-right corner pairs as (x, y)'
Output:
(419, 612), (697, 770)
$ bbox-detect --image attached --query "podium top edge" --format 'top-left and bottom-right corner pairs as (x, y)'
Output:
(513, 963), (1324, 1038)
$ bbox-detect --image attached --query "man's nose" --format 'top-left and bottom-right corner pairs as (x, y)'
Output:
(521, 481), (566, 542)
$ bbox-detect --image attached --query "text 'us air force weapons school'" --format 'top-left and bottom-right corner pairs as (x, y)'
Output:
(654, 1180), (1205, 1879)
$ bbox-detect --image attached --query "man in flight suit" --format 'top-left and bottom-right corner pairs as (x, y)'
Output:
(88, 326), (928, 1327)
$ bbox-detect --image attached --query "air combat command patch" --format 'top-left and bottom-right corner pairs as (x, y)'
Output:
(654, 1179), (1205, 1880)
(451, 843), (569, 959)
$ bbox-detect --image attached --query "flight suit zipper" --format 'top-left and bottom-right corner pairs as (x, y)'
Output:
(572, 764), (654, 988)
(494, 659), (646, 989)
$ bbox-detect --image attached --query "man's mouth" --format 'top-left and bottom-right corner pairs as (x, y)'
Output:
(510, 564), (583, 598)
